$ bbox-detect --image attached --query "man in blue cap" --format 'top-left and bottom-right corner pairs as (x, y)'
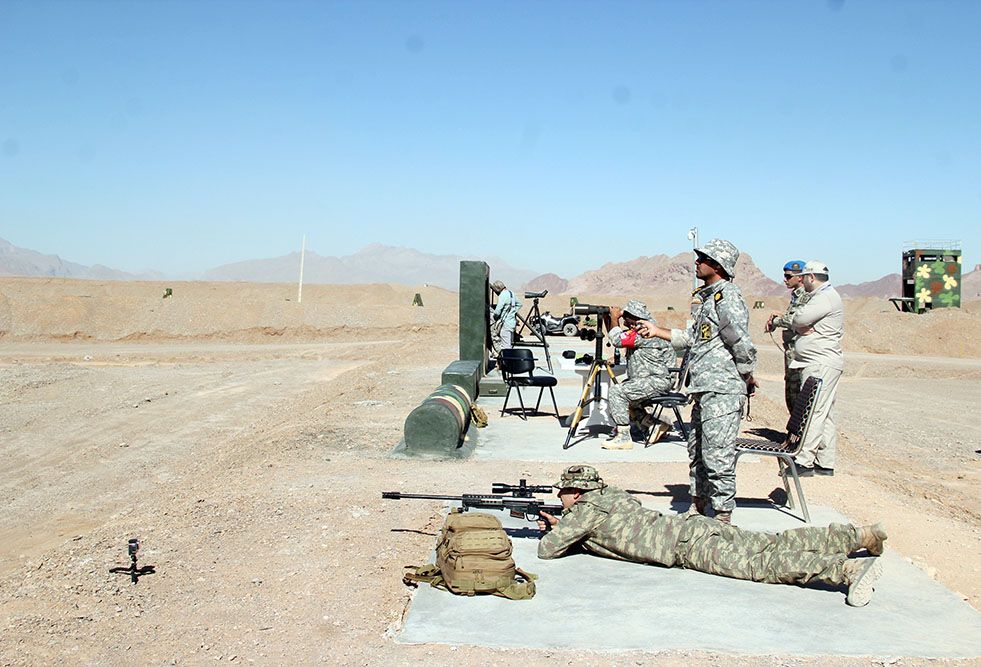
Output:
(765, 260), (808, 413)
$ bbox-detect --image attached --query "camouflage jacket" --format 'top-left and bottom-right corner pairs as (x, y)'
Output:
(771, 286), (808, 348)
(669, 280), (756, 396)
(537, 486), (685, 567)
(608, 326), (675, 381)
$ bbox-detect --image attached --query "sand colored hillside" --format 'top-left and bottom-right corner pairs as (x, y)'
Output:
(0, 278), (458, 342)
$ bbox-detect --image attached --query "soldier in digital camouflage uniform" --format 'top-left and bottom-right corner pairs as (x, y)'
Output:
(537, 465), (887, 607)
(603, 300), (677, 450)
(636, 239), (756, 524)
(765, 260), (808, 413)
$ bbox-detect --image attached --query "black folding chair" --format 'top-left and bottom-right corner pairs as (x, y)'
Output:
(734, 376), (823, 523)
(642, 353), (692, 446)
(498, 348), (559, 420)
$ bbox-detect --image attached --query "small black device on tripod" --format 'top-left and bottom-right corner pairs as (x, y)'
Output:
(109, 538), (156, 584)
(513, 289), (554, 373)
(562, 304), (621, 449)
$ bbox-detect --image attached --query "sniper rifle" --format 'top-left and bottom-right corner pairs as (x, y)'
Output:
(382, 479), (562, 529)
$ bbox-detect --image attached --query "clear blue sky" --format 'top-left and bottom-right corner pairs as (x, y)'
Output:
(2, 0), (979, 284)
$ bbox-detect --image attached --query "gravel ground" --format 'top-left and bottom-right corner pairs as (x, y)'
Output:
(0, 278), (978, 666)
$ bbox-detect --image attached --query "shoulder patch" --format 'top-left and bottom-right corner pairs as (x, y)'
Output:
(714, 291), (723, 302)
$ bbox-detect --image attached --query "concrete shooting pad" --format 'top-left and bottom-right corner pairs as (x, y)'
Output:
(392, 340), (981, 658)
(396, 500), (981, 658)
(473, 343), (691, 463)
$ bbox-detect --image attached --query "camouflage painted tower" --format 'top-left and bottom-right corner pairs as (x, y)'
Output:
(901, 241), (961, 312)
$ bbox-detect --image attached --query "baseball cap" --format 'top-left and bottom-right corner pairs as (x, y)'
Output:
(799, 261), (830, 276)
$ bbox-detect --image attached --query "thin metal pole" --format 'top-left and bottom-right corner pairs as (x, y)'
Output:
(297, 234), (306, 303)
(688, 227), (698, 292)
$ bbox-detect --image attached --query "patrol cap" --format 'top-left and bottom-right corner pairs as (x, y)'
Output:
(695, 238), (740, 279)
(621, 300), (653, 322)
(553, 464), (606, 491)
(799, 261), (830, 276)
(783, 260), (806, 274)
(490, 280), (506, 294)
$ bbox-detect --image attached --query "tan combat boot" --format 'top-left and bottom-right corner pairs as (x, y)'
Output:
(602, 428), (634, 450)
(683, 497), (707, 518)
(843, 557), (883, 607)
(648, 418), (672, 445)
(857, 523), (888, 556)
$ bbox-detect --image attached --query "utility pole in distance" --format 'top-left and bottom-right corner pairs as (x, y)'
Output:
(297, 234), (306, 304)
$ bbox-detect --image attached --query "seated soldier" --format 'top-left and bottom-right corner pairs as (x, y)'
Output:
(537, 465), (887, 607)
(603, 300), (676, 450)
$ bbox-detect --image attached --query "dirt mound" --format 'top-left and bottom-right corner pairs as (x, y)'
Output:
(0, 278), (458, 342)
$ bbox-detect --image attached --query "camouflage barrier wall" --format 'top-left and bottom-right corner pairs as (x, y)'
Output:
(902, 248), (961, 312)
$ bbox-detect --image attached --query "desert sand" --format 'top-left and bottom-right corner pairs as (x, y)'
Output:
(0, 277), (978, 666)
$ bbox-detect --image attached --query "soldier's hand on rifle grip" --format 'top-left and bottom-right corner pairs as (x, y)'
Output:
(537, 511), (559, 532)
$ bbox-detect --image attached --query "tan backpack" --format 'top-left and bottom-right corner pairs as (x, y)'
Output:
(403, 511), (536, 599)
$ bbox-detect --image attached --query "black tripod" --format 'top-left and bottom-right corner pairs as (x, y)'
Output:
(109, 538), (156, 584)
(562, 307), (620, 449)
(513, 289), (553, 373)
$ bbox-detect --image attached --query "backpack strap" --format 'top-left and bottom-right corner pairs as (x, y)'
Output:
(403, 564), (446, 591)
(492, 567), (537, 600)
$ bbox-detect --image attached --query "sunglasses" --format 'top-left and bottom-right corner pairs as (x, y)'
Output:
(783, 273), (796, 279)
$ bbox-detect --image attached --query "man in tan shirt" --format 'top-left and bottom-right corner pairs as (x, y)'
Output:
(790, 261), (844, 476)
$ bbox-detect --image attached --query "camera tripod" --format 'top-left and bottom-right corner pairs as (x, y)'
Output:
(512, 289), (553, 373)
(109, 538), (156, 584)
(562, 308), (621, 449)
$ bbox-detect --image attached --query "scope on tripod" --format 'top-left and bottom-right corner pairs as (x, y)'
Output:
(573, 304), (610, 316)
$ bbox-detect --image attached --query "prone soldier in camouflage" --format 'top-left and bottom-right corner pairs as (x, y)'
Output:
(765, 260), (808, 413)
(603, 300), (677, 450)
(636, 239), (757, 523)
(537, 465), (887, 607)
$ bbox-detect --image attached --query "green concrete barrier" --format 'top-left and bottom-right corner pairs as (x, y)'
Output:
(441, 359), (481, 401)
(403, 383), (474, 455)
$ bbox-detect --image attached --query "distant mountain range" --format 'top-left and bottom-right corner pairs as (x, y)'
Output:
(2, 236), (976, 299)
(201, 243), (538, 291)
(0, 237), (164, 280)
(554, 251), (785, 297)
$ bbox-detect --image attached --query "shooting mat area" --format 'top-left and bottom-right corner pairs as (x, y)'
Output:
(392, 339), (981, 659)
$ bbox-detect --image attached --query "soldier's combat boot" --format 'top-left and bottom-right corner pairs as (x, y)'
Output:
(683, 497), (707, 518)
(647, 418), (672, 445)
(857, 523), (888, 556)
(602, 428), (634, 450)
(843, 557), (883, 607)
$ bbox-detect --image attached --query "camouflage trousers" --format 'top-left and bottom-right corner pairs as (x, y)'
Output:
(608, 376), (674, 426)
(675, 515), (858, 585)
(688, 392), (745, 513)
(783, 347), (802, 414)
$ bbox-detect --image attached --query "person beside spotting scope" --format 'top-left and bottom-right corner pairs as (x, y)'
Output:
(635, 239), (757, 525)
(536, 465), (887, 607)
(491, 280), (522, 350)
(602, 300), (676, 450)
